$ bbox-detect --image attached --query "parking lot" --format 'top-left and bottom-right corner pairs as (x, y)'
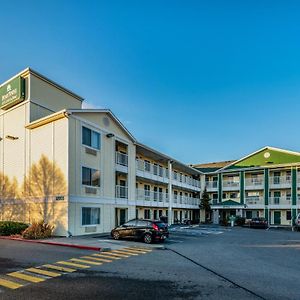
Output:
(1, 226), (300, 299)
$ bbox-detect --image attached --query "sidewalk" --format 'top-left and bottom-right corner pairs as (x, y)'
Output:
(0, 233), (159, 251)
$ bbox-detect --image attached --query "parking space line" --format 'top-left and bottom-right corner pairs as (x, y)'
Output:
(56, 261), (90, 268)
(0, 278), (23, 290)
(125, 247), (152, 252)
(101, 252), (129, 258)
(8, 272), (45, 283)
(42, 264), (76, 273)
(110, 250), (137, 256)
(70, 258), (103, 266)
(26, 268), (61, 278)
(93, 253), (121, 260)
(120, 248), (148, 254)
(82, 256), (112, 263)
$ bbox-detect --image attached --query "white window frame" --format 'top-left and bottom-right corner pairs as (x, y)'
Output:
(81, 207), (101, 226)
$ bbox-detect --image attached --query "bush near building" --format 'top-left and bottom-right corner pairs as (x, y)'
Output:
(22, 221), (53, 240)
(0, 221), (29, 236)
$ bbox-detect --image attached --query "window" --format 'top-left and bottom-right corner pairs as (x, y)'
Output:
(153, 164), (158, 175)
(82, 167), (100, 187)
(144, 160), (151, 172)
(124, 220), (137, 227)
(246, 211), (252, 219)
(144, 209), (150, 219)
(82, 207), (100, 225)
(144, 185), (150, 199)
(286, 211), (292, 221)
(82, 126), (100, 150)
(153, 186), (158, 201)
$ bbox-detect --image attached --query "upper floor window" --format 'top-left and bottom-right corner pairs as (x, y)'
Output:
(82, 167), (100, 187)
(82, 126), (100, 150)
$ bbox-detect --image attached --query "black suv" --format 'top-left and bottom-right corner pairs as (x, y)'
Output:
(111, 219), (169, 244)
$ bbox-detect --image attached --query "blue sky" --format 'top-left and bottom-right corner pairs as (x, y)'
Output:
(1, 1), (300, 164)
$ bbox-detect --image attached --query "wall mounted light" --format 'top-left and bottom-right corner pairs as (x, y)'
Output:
(5, 135), (19, 140)
(0, 137), (2, 141)
(106, 133), (115, 138)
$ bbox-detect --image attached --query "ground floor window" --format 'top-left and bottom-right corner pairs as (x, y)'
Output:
(144, 209), (150, 219)
(286, 210), (292, 221)
(82, 207), (100, 225)
(246, 211), (252, 219)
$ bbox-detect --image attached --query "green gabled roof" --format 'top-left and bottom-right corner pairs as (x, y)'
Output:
(220, 200), (242, 206)
(222, 147), (300, 170)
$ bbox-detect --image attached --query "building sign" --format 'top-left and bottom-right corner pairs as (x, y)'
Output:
(0, 76), (25, 110)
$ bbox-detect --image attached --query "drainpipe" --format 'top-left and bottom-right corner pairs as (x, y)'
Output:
(168, 160), (173, 226)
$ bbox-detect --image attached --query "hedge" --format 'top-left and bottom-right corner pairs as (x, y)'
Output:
(0, 221), (29, 236)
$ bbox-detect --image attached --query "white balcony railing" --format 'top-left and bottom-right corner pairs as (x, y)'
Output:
(172, 172), (200, 189)
(245, 178), (264, 188)
(206, 181), (218, 189)
(222, 179), (240, 189)
(115, 152), (128, 166)
(245, 196), (264, 205)
(136, 159), (168, 179)
(115, 185), (128, 199)
(135, 189), (199, 206)
(136, 159), (200, 190)
(269, 196), (291, 205)
(173, 194), (200, 206)
(269, 176), (291, 187)
(136, 189), (169, 202)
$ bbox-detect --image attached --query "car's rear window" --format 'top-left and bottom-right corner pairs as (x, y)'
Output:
(155, 222), (166, 228)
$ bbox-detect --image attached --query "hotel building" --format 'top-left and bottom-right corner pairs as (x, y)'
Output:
(193, 147), (300, 226)
(0, 68), (201, 236)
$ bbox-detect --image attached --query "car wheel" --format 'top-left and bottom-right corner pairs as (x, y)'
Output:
(113, 231), (120, 240)
(143, 233), (152, 244)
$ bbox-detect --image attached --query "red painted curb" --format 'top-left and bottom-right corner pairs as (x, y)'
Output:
(0, 236), (101, 251)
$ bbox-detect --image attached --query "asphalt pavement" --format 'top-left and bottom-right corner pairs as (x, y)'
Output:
(0, 225), (300, 299)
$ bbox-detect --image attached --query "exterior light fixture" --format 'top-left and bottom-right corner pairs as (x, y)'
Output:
(5, 135), (19, 140)
(0, 137), (2, 141)
(106, 133), (115, 138)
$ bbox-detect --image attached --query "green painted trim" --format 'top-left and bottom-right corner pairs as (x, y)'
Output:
(292, 208), (297, 225)
(292, 167), (297, 206)
(264, 208), (269, 221)
(227, 148), (300, 170)
(218, 173), (222, 203)
(240, 171), (244, 204)
(264, 168), (269, 206)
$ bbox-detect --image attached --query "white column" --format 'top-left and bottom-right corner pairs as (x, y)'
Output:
(168, 160), (173, 226)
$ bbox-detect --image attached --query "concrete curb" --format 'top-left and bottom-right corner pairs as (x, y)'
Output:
(0, 236), (102, 251)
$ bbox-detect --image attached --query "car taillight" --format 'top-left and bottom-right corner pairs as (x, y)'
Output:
(152, 224), (159, 231)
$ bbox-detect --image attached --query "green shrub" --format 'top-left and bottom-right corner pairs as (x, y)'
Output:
(22, 221), (53, 240)
(0, 221), (29, 236)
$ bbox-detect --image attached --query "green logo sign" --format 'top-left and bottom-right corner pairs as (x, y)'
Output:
(0, 76), (25, 110)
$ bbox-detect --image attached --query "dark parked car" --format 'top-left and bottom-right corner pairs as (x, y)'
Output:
(111, 219), (169, 244)
(249, 217), (268, 229)
(294, 213), (300, 230)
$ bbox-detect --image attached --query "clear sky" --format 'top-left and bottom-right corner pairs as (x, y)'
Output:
(1, 1), (300, 164)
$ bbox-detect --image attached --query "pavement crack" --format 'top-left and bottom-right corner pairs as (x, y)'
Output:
(166, 248), (267, 300)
